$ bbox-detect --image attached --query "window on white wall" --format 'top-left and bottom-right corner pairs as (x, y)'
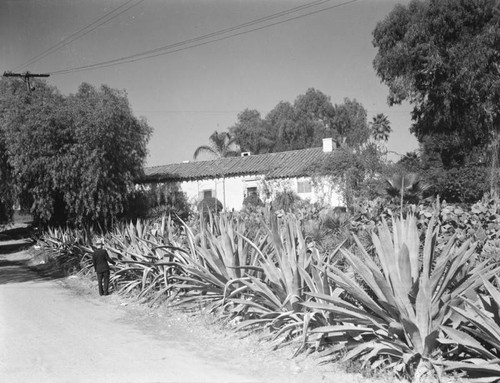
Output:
(247, 187), (258, 196)
(199, 189), (213, 200)
(297, 179), (312, 194)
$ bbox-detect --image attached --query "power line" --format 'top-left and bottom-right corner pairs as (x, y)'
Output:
(47, 0), (334, 74)
(93, 0), (333, 65)
(49, 0), (359, 76)
(13, 0), (146, 71)
(50, 0), (355, 75)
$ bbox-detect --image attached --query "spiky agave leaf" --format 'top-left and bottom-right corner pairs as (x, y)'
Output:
(99, 217), (190, 302)
(441, 277), (500, 381)
(230, 215), (344, 350)
(304, 213), (498, 378)
(37, 225), (92, 273)
(165, 213), (264, 311)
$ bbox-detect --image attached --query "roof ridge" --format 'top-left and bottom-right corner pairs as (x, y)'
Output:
(145, 146), (323, 170)
(140, 146), (329, 183)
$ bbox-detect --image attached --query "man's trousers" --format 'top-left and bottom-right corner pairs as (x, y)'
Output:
(97, 270), (110, 296)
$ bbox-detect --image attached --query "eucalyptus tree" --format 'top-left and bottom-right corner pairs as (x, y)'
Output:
(229, 109), (274, 154)
(332, 98), (370, 147)
(373, 0), (500, 169)
(260, 89), (370, 152)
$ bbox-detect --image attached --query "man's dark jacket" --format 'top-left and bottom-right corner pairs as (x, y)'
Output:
(92, 249), (115, 273)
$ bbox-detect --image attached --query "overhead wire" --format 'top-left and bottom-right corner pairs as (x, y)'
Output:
(13, 0), (146, 71)
(49, 0), (359, 76)
(72, 0), (332, 69)
(50, 0), (355, 75)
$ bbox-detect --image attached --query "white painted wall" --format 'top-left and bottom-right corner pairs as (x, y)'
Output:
(179, 175), (261, 211)
(176, 174), (344, 211)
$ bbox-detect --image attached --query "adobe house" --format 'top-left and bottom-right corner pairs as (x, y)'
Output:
(139, 138), (343, 211)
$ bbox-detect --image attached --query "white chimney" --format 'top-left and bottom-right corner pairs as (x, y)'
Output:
(322, 138), (334, 153)
(241, 152), (251, 157)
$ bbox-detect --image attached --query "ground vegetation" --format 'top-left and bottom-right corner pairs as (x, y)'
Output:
(36, 192), (500, 383)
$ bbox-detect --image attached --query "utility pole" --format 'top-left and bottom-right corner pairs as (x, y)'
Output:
(2, 71), (50, 93)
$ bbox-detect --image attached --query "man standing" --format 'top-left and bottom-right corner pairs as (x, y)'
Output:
(92, 238), (116, 296)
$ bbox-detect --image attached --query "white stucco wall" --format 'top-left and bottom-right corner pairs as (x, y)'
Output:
(260, 176), (343, 207)
(179, 175), (261, 211)
(176, 174), (343, 211)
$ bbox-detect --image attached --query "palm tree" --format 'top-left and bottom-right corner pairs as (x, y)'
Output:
(370, 113), (392, 142)
(193, 131), (240, 160)
(193, 131), (240, 211)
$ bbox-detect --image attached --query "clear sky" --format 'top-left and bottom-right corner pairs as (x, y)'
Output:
(0, 0), (418, 167)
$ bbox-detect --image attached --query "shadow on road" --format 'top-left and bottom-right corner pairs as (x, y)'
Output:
(0, 257), (64, 285)
(0, 225), (35, 240)
(0, 240), (35, 254)
(0, 221), (65, 284)
(0, 226), (62, 285)
(0, 223), (36, 255)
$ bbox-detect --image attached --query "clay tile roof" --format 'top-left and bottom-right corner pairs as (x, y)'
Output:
(141, 147), (331, 183)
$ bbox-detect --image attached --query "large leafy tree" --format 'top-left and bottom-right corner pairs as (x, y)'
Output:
(1, 79), (69, 223)
(332, 98), (370, 147)
(229, 109), (273, 154)
(63, 83), (152, 224)
(262, 89), (332, 151)
(232, 89), (370, 153)
(373, 0), (500, 168)
(264, 100), (297, 152)
(293, 88), (336, 145)
(0, 79), (152, 226)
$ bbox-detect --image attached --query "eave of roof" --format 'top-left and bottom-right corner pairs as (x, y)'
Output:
(140, 147), (331, 183)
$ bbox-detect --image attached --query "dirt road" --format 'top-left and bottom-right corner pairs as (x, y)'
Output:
(0, 250), (281, 383)
(0, 247), (371, 383)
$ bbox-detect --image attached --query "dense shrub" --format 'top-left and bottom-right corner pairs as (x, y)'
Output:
(125, 184), (191, 222)
(197, 196), (223, 216)
(122, 190), (149, 220)
(242, 193), (264, 208)
(424, 164), (489, 203)
(272, 190), (300, 212)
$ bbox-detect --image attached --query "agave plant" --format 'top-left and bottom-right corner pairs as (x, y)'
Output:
(97, 217), (189, 303)
(38, 226), (93, 273)
(228, 214), (345, 349)
(441, 277), (500, 382)
(164, 213), (264, 311)
(303, 213), (498, 381)
(303, 207), (351, 254)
